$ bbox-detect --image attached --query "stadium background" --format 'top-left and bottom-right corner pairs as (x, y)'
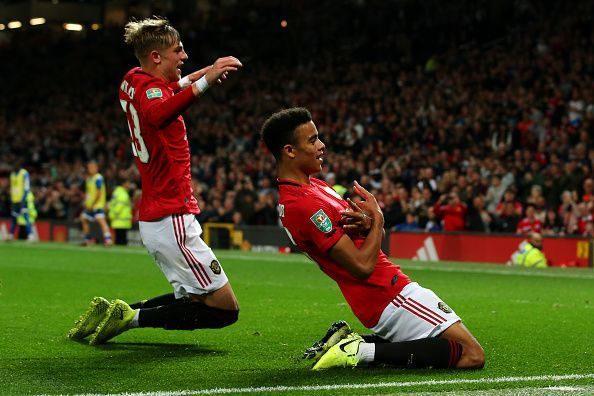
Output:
(1, 1), (594, 395)
(1, 0), (593, 254)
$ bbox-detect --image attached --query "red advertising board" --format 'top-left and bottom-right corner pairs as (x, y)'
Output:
(389, 232), (592, 268)
(0, 219), (68, 242)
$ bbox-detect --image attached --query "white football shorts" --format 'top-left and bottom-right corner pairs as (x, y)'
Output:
(139, 213), (229, 298)
(370, 282), (461, 342)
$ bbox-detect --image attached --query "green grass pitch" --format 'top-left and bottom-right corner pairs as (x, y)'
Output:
(0, 242), (593, 395)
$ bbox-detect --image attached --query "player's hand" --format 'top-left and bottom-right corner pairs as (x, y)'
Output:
(351, 181), (384, 225)
(339, 199), (372, 235)
(184, 67), (228, 88)
(205, 56), (242, 86)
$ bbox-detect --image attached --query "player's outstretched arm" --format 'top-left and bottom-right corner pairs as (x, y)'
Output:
(145, 56), (242, 128)
(329, 181), (384, 279)
(189, 56), (242, 96)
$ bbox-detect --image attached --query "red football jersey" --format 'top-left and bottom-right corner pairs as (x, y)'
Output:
(516, 218), (542, 234)
(278, 177), (411, 328)
(118, 67), (199, 221)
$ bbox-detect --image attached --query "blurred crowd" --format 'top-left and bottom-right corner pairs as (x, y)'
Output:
(1, 1), (593, 237)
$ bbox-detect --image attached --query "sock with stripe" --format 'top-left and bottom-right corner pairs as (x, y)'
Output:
(130, 293), (180, 309)
(138, 301), (238, 330)
(373, 338), (462, 368)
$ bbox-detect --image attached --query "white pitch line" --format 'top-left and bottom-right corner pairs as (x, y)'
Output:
(39, 373), (594, 396)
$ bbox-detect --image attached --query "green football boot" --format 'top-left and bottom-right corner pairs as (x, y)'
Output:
(89, 299), (136, 345)
(68, 297), (110, 340)
(312, 333), (363, 370)
(303, 320), (352, 361)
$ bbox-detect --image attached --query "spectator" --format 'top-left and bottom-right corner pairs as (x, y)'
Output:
(493, 202), (521, 233)
(382, 193), (405, 230)
(495, 188), (523, 219)
(433, 192), (467, 231)
(234, 177), (259, 225)
(466, 195), (492, 233)
(485, 174), (506, 213)
(516, 204), (543, 235)
(575, 202), (593, 236)
(542, 208), (565, 236)
(39, 188), (67, 220)
(558, 191), (579, 234)
(394, 212), (420, 232)
(424, 207), (442, 232)
(253, 192), (278, 225)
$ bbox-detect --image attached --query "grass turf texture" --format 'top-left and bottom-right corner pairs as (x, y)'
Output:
(0, 242), (593, 395)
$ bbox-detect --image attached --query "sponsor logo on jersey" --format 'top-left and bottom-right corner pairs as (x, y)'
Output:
(438, 302), (452, 313)
(146, 87), (163, 99)
(210, 260), (222, 275)
(310, 209), (332, 233)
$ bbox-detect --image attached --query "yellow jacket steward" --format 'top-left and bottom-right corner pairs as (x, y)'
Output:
(10, 168), (30, 204)
(108, 186), (132, 229)
(17, 191), (37, 226)
(513, 242), (547, 268)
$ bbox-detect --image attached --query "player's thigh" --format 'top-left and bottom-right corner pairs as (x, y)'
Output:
(139, 214), (230, 300)
(371, 282), (460, 342)
(438, 322), (485, 368)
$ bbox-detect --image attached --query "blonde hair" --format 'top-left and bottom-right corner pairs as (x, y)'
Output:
(123, 16), (180, 62)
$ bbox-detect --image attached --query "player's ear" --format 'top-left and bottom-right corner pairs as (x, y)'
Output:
(283, 144), (296, 159)
(150, 50), (161, 65)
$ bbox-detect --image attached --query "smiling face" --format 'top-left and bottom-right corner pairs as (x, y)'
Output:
(287, 121), (325, 176)
(151, 40), (188, 83)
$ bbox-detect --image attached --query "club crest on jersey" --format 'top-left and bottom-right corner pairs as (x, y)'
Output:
(310, 209), (332, 233)
(145, 87), (163, 99)
(210, 260), (222, 275)
(438, 302), (452, 314)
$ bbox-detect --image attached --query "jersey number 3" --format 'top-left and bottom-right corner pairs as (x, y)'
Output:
(120, 100), (149, 163)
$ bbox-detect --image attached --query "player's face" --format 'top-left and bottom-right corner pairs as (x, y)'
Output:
(292, 121), (325, 175)
(158, 41), (188, 83)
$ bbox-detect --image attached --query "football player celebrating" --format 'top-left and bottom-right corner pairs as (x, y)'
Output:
(69, 16), (241, 344)
(261, 108), (484, 370)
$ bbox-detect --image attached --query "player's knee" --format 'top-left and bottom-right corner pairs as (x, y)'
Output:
(460, 343), (485, 369)
(212, 308), (239, 328)
(190, 304), (238, 329)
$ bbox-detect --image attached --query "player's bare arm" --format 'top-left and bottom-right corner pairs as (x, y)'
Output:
(178, 63), (233, 90)
(177, 65), (211, 89)
(329, 181), (384, 279)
